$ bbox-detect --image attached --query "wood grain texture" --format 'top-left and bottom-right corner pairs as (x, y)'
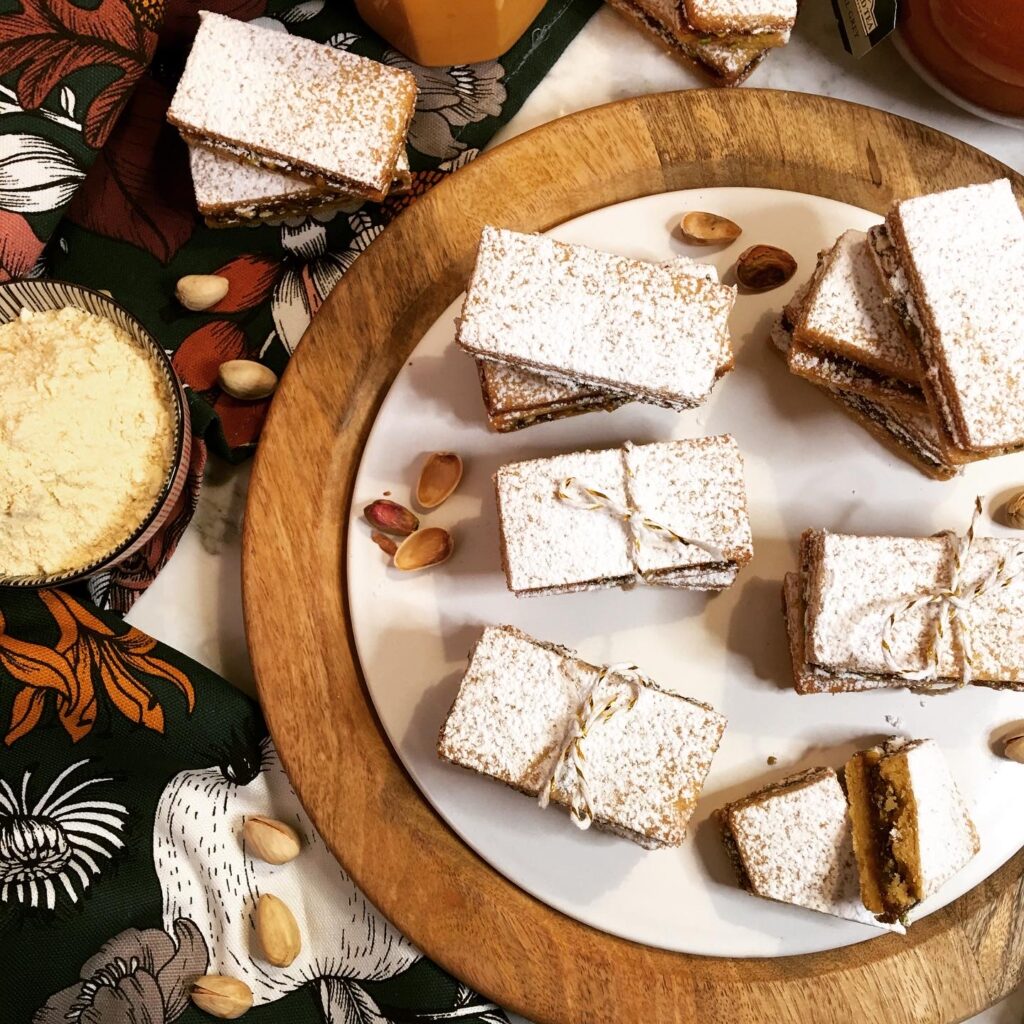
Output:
(243, 90), (1024, 1024)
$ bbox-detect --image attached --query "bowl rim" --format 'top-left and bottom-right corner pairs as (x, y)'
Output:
(0, 279), (190, 589)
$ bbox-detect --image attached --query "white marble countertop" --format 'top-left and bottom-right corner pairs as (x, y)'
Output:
(128, 5), (1023, 1021)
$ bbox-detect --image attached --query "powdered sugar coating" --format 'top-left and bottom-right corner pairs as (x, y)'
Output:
(457, 228), (735, 409)
(475, 256), (721, 424)
(624, 435), (753, 573)
(798, 230), (917, 381)
(438, 626), (726, 847)
(684, 0), (797, 32)
(722, 769), (889, 927)
(609, 0), (778, 79)
(168, 13), (416, 196)
(890, 178), (1024, 450)
(494, 437), (751, 595)
(189, 144), (410, 215)
(806, 532), (1024, 682)
(895, 740), (979, 897)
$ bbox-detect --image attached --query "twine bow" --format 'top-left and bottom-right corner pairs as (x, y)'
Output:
(538, 663), (646, 829)
(556, 477), (725, 567)
(881, 498), (1024, 692)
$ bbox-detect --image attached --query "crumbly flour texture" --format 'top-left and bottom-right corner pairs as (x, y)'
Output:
(0, 307), (174, 576)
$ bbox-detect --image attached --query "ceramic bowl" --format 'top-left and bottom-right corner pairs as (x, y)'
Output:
(0, 280), (192, 588)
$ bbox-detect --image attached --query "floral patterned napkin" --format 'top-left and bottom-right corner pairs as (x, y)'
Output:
(2, 0), (597, 610)
(0, 0), (599, 1019)
(0, 587), (509, 1023)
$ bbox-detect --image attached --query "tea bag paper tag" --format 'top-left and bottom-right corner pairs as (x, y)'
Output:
(831, 0), (897, 57)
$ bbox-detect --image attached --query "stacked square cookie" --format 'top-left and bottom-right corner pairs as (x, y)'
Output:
(438, 625), (727, 848)
(167, 12), (417, 226)
(494, 436), (753, 596)
(602, 0), (798, 85)
(458, 228), (736, 430)
(774, 179), (1024, 477)
(783, 526), (1024, 694)
(718, 738), (979, 927)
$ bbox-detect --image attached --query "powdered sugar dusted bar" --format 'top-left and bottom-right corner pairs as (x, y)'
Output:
(716, 767), (900, 929)
(437, 625), (727, 848)
(795, 229), (919, 385)
(168, 13), (416, 200)
(494, 436), (753, 597)
(789, 529), (1024, 691)
(189, 145), (411, 225)
(457, 228), (736, 411)
(845, 738), (979, 924)
(609, 0), (787, 83)
(684, 0), (797, 33)
(870, 178), (1024, 455)
(475, 257), (721, 431)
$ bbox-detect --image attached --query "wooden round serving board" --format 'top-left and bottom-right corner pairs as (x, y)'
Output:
(243, 90), (1024, 1024)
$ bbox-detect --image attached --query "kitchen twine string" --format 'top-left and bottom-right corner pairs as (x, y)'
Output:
(538, 662), (648, 829)
(556, 447), (725, 572)
(881, 497), (1024, 693)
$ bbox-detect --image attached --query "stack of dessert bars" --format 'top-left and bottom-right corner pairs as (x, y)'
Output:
(774, 178), (1024, 479)
(603, 0), (798, 85)
(457, 227), (737, 431)
(167, 12), (417, 226)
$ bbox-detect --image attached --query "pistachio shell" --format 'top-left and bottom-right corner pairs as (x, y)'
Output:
(1004, 491), (1024, 529)
(256, 893), (301, 967)
(679, 211), (742, 245)
(416, 452), (463, 509)
(1004, 734), (1024, 763)
(176, 274), (229, 311)
(243, 815), (301, 864)
(218, 360), (278, 401)
(393, 527), (453, 571)
(191, 975), (253, 1019)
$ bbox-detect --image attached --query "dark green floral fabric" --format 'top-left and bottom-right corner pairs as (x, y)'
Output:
(0, 0), (600, 1019)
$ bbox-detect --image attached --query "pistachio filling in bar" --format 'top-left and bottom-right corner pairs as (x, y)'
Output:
(785, 526), (1024, 693)
(457, 227), (736, 411)
(844, 739), (979, 924)
(438, 625), (727, 848)
(494, 436), (753, 597)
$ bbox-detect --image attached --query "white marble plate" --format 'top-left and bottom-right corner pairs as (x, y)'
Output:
(346, 187), (1024, 958)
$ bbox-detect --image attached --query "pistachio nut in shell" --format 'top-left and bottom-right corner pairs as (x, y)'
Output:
(394, 527), (453, 571)
(190, 975), (253, 1019)
(256, 892), (302, 967)
(679, 211), (742, 245)
(218, 359), (278, 401)
(416, 452), (464, 509)
(735, 244), (797, 291)
(364, 499), (419, 536)
(176, 274), (229, 311)
(243, 815), (301, 864)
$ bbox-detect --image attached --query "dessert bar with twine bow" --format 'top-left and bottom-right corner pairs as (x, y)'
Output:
(881, 497), (1024, 694)
(538, 662), (648, 829)
(556, 443), (726, 582)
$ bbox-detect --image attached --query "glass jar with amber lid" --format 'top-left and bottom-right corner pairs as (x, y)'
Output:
(354, 0), (548, 67)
